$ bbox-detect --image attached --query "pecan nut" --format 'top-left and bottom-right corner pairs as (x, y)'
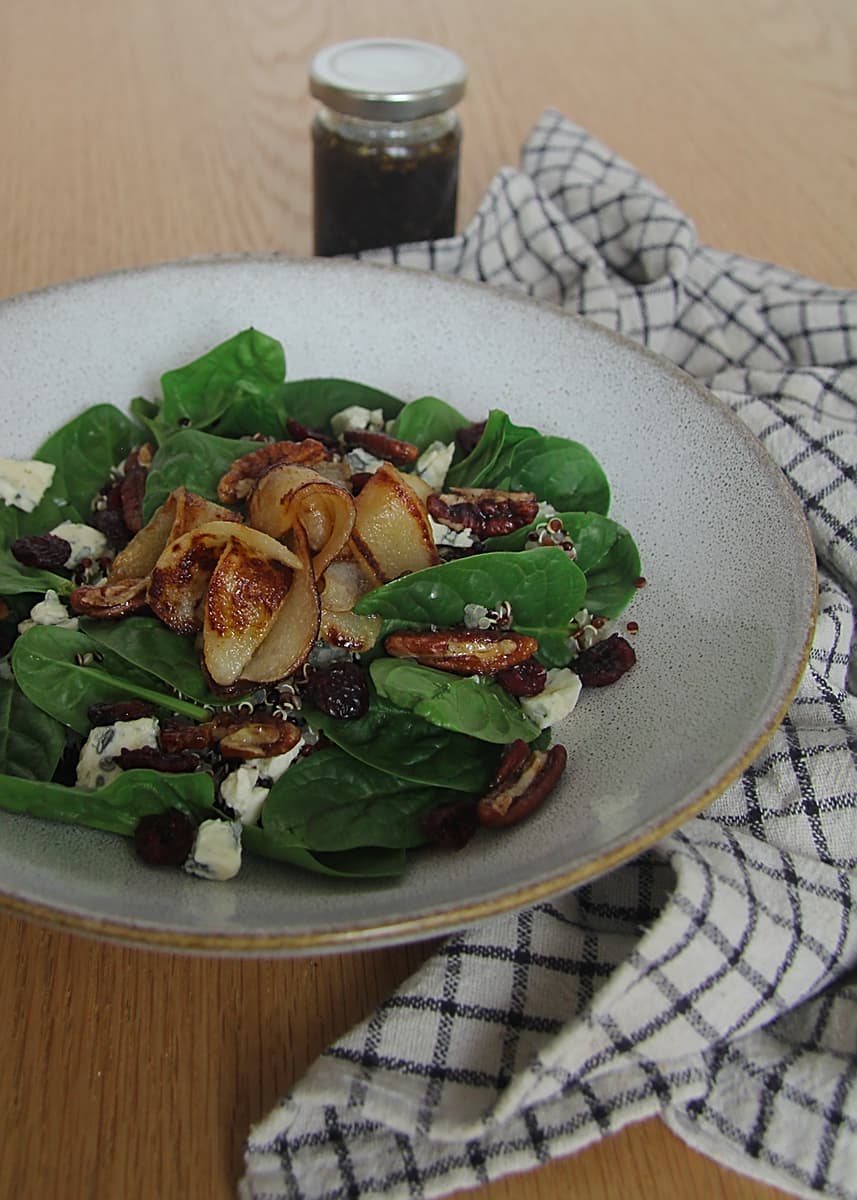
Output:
(384, 628), (538, 675)
(341, 428), (420, 465)
(119, 444), (154, 533)
(426, 488), (539, 539)
(476, 740), (567, 828)
(159, 712), (301, 760)
(216, 438), (330, 503)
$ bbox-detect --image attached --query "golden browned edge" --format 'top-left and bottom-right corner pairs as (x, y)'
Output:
(1, 576), (816, 955)
(0, 256), (820, 956)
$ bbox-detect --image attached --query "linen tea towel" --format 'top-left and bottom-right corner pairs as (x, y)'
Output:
(242, 111), (857, 1200)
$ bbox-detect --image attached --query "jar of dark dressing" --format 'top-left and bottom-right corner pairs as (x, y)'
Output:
(310, 39), (467, 257)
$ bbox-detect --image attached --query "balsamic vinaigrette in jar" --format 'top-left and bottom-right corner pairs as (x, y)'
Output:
(309, 39), (467, 257)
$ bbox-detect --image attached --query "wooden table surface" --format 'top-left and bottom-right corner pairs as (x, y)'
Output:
(2, 2), (855, 1197)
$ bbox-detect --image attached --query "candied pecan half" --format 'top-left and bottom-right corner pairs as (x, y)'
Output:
(384, 628), (538, 675)
(119, 444), (154, 533)
(159, 712), (301, 760)
(476, 740), (567, 828)
(341, 429), (420, 465)
(69, 576), (149, 619)
(216, 438), (330, 503)
(427, 488), (539, 539)
(87, 698), (160, 725)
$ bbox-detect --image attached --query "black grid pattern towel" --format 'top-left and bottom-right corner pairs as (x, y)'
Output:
(241, 112), (857, 1200)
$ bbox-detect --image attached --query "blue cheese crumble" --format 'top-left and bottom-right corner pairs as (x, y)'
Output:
(75, 717), (160, 789)
(414, 441), (455, 490)
(330, 405), (385, 438)
(0, 458), (55, 512)
(184, 819), (242, 881)
(18, 589), (79, 634)
(519, 668), (582, 729)
(219, 738), (305, 826)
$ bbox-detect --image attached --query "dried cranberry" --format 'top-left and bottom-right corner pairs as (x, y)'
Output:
(11, 533), (71, 570)
(304, 661), (369, 720)
(423, 799), (479, 850)
(457, 420), (486, 456)
(497, 658), (548, 696)
(285, 418), (339, 450)
(134, 807), (196, 866)
(573, 634), (636, 687)
(90, 481), (132, 548)
(116, 746), (200, 773)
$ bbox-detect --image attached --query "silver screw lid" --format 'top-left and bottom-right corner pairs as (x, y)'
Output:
(309, 38), (467, 122)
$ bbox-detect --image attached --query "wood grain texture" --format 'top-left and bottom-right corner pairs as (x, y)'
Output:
(1, 1), (855, 1198)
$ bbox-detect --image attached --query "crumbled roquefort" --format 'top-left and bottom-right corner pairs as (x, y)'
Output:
(344, 446), (385, 475)
(519, 668), (582, 730)
(75, 716), (160, 789)
(219, 739), (305, 826)
(183, 819), (242, 881)
(414, 440), (455, 490)
(330, 405), (385, 438)
(0, 458), (55, 513)
(428, 516), (477, 550)
(18, 589), (79, 634)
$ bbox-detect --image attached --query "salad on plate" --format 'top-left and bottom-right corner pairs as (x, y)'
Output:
(0, 328), (642, 883)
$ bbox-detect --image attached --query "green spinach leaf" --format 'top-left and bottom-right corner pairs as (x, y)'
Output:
(261, 745), (454, 849)
(304, 690), (500, 793)
(80, 615), (250, 708)
(390, 395), (469, 451)
(142, 428), (255, 520)
(0, 675), (66, 780)
(370, 658), (540, 744)
(354, 547), (586, 666)
(241, 826), (406, 878)
(485, 511), (641, 618)
(158, 328), (286, 433)
(12, 625), (210, 735)
(0, 768), (214, 837)
(277, 378), (403, 431)
(35, 403), (144, 516)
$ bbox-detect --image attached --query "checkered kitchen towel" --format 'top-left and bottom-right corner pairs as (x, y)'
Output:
(241, 112), (857, 1200)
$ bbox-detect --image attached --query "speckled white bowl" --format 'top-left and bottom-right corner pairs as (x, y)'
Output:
(0, 256), (816, 955)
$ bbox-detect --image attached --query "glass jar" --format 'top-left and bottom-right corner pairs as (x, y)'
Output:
(309, 39), (467, 257)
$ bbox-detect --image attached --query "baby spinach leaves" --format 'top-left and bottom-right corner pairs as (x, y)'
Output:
(142, 428), (255, 520)
(158, 328), (286, 435)
(447, 408), (610, 514)
(12, 625), (210, 735)
(0, 675), (66, 781)
(261, 745), (458, 851)
(391, 395), (469, 450)
(0, 769), (214, 838)
(80, 616), (249, 708)
(354, 547), (586, 667)
(36, 403), (144, 516)
(370, 658), (540, 744)
(277, 378), (403, 432)
(304, 690), (500, 792)
(485, 511), (642, 618)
